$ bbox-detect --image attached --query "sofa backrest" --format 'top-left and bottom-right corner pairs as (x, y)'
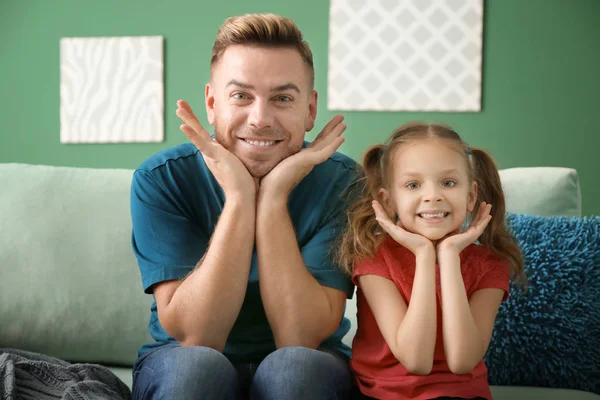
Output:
(0, 163), (582, 365)
(0, 163), (151, 366)
(499, 167), (581, 218)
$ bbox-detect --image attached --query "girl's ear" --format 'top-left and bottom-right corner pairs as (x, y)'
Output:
(378, 188), (395, 218)
(467, 181), (478, 212)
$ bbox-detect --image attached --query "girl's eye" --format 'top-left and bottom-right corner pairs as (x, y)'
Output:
(406, 182), (420, 190)
(442, 180), (457, 187)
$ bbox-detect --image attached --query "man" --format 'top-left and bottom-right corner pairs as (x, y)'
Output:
(130, 13), (358, 399)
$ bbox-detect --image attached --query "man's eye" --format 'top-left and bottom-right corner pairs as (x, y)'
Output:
(406, 182), (420, 189)
(275, 95), (292, 102)
(232, 93), (248, 100)
(443, 180), (457, 187)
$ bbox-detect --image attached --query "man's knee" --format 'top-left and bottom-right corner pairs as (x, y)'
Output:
(252, 346), (353, 400)
(258, 346), (349, 374)
(133, 345), (237, 400)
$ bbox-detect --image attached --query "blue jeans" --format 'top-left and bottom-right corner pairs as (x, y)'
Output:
(132, 343), (353, 400)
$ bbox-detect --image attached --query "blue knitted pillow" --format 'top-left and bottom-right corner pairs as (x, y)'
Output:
(484, 213), (600, 394)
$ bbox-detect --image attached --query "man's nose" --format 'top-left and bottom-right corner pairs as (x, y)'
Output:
(248, 100), (274, 130)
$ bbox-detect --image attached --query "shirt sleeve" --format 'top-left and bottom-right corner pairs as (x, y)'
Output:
(352, 244), (393, 285)
(300, 168), (359, 299)
(130, 169), (208, 293)
(301, 221), (354, 299)
(475, 254), (511, 301)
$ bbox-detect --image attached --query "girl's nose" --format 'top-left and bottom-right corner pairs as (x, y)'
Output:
(423, 185), (443, 203)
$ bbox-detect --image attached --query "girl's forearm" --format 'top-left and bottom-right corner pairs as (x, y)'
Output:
(394, 249), (437, 375)
(438, 251), (485, 374)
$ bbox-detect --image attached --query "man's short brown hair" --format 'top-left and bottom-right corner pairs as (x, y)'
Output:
(210, 13), (314, 86)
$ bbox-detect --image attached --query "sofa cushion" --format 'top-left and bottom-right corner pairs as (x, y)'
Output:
(491, 385), (600, 400)
(485, 213), (600, 395)
(109, 367), (133, 390)
(0, 163), (152, 366)
(498, 167), (581, 217)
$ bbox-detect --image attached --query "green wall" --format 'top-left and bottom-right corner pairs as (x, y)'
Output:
(1, 0), (598, 215)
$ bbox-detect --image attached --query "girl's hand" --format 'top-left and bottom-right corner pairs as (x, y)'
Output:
(372, 200), (434, 256)
(437, 202), (492, 256)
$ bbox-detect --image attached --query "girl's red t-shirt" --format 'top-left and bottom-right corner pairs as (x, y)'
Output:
(351, 238), (510, 400)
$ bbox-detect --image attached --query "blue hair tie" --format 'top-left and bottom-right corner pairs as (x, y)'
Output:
(465, 148), (472, 156)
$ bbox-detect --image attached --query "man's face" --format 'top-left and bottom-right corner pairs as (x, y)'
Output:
(205, 45), (317, 178)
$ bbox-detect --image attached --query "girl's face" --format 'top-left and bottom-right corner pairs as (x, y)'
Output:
(380, 139), (478, 242)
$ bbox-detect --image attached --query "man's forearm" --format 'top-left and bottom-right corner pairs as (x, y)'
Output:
(256, 196), (338, 349)
(161, 197), (255, 351)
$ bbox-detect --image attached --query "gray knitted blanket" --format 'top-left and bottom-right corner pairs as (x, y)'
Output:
(0, 349), (131, 400)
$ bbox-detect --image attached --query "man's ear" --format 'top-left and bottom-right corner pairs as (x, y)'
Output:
(305, 90), (317, 131)
(467, 181), (478, 212)
(205, 83), (215, 127)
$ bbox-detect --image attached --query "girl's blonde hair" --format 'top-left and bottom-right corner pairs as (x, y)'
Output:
(338, 122), (526, 285)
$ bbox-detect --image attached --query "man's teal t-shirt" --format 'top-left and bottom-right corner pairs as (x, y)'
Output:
(130, 142), (359, 362)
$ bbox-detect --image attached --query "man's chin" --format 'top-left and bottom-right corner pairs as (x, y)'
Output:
(238, 145), (302, 178)
(244, 162), (276, 179)
(242, 154), (290, 179)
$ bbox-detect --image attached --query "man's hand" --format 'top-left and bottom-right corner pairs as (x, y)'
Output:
(175, 100), (257, 199)
(258, 115), (346, 202)
(372, 200), (435, 257)
(436, 202), (492, 256)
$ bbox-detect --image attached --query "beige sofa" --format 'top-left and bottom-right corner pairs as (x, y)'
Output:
(0, 163), (597, 399)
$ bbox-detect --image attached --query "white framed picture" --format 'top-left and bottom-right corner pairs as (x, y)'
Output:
(328, 0), (483, 112)
(60, 36), (164, 143)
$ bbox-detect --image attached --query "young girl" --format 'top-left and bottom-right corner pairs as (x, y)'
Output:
(339, 122), (526, 400)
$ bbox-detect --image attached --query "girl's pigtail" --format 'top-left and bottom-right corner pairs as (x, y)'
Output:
(338, 145), (388, 274)
(471, 148), (526, 286)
